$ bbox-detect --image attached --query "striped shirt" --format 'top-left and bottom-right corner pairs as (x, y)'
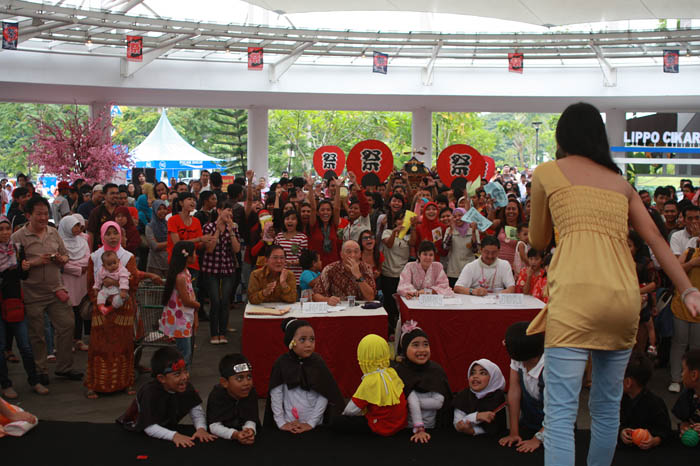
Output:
(274, 231), (308, 285)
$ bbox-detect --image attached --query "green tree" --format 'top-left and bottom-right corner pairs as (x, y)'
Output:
(208, 109), (248, 175)
(432, 112), (498, 165)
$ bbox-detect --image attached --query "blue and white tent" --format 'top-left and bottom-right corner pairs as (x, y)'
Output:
(130, 109), (223, 181)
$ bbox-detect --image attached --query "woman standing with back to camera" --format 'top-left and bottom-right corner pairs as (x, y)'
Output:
(527, 102), (700, 466)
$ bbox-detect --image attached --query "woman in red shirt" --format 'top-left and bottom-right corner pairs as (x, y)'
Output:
(308, 178), (342, 268)
(167, 192), (213, 271)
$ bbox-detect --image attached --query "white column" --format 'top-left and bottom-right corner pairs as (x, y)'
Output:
(605, 109), (626, 173)
(247, 107), (269, 184)
(411, 108), (433, 167)
(89, 101), (111, 137)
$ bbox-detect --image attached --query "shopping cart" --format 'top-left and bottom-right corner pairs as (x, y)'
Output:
(133, 280), (173, 372)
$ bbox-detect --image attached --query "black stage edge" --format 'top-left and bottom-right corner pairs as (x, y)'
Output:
(3, 421), (696, 466)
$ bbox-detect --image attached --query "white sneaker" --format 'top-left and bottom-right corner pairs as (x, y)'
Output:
(668, 382), (681, 393)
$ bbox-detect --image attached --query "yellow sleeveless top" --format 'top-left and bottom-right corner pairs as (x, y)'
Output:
(526, 161), (641, 350)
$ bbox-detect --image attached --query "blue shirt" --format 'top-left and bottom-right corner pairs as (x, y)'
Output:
(300, 270), (320, 291)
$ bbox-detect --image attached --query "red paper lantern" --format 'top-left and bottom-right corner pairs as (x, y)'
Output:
(436, 144), (485, 191)
(347, 140), (394, 186)
(313, 145), (346, 179)
(482, 155), (496, 181)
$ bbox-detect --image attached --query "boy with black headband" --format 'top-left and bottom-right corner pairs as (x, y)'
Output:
(117, 347), (216, 447)
(207, 353), (260, 444)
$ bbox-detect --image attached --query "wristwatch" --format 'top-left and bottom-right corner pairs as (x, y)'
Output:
(534, 431), (544, 442)
(355, 276), (365, 283)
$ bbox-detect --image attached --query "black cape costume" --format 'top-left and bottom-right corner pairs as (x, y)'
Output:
(392, 359), (453, 428)
(452, 388), (507, 436)
(206, 384), (260, 431)
(263, 351), (344, 429)
(117, 380), (202, 432)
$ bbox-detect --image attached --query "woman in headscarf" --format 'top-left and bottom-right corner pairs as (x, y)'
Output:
(134, 194), (151, 234)
(145, 200), (168, 277)
(334, 334), (407, 436)
(58, 215), (91, 352)
(453, 358), (507, 437)
(414, 202), (447, 257)
(84, 221), (161, 399)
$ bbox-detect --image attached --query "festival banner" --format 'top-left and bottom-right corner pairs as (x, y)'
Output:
(508, 52), (523, 73)
(126, 35), (143, 62)
(482, 155), (496, 181)
(663, 50), (679, 73)
(373, 51), (388, 74)
(436, 144), (485, 191)
(347, 140), (393, 186)
(313, 145), (346, 179)
(2, 22), (18, 50)
(248, 47), (264, 70)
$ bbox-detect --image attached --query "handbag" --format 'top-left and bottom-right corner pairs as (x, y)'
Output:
(79, 295), (93, 321)
(1, 298), (25, 323)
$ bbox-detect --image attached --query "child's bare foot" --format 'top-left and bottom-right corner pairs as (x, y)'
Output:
(55, 289), (69, 303)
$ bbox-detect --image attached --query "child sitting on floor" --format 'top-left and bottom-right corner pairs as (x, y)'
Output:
(335, 334), (407, 436)
(392, 320), (452, 444)
(93, 250), (130, 314)
(117, 347), (216, 448)
(672, 349), (700, 439)
(265, 318), (344, 433)
(454, 358), (507, 437)
(499, 322), (545, 453)
(619, 353), (671, 449)
(207, 353), (259, 444)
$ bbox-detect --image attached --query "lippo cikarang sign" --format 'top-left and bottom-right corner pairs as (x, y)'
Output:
(624, 131), (700, 145)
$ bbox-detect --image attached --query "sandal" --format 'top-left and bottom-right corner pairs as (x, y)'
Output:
(86, 390), (99, 400)
(5, 351), (19, 363)
(74, 341), (89, 352)
(125, 386), (136, 396)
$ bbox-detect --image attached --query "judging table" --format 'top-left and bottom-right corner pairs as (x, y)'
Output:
(398, 294), (545, 392)
(241, 302), (388, 398)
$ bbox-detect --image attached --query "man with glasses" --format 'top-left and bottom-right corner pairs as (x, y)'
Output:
(247, 245), (297, 304)
(312, 240), (376, 305)
(453, 235), (515, 296)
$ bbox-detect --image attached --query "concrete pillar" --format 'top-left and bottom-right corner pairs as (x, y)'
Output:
(411, 108), (433, 167)
(89, 101), (112, 138)
(247, 106), (269, 185)
(605, 109), (626, 173)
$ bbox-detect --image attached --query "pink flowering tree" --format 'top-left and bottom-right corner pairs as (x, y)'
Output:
(27, 104), (131, 183)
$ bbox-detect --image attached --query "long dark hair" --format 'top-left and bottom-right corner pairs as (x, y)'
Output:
(317, 199), (334, 226)
(555, 102), (621, 174)
(386, 194), (406, 231)
(162, 241), (195, 306)
(282, 209), (302, 233)
(358, 229), (380, 268)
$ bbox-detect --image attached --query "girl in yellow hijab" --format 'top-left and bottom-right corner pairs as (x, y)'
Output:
(334, 334), (407, 436)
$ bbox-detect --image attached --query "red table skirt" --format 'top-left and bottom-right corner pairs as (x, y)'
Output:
(242, 314), (387, 398)
(398, 299), (540, 393)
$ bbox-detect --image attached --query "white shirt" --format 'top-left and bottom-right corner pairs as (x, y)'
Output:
(406, 391), (445, 429)
(270, 385), (328, 429)
(510, 357), (545, 401)
(143, 404), (206, 441)
(454, 257), (515, 291)
(670, 229), (692, 255)
(454, 408), (486, 435)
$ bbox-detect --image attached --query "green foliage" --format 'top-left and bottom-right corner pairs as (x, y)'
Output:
(0, 103), (88, 176)
(208, 109), (247, 175)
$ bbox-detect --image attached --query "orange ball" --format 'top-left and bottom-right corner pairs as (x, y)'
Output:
(631, 428), (651, 446)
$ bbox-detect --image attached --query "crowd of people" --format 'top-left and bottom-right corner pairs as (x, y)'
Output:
(1, 103), (700, 466)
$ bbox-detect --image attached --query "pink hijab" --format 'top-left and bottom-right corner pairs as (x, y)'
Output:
(100, 221), (122, 252)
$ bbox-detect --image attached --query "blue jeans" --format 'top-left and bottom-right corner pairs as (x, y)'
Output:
(204, 274), (234, 337)
(44, 313), (55, 355)
(544, 347), (631, 466)
(0, 318), (39, 388)
(175, 337), (192, 372)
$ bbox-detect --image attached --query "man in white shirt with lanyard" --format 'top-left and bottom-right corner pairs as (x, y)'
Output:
(453, 235), (515, 296)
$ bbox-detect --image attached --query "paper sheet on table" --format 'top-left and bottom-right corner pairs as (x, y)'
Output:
(326, 305), (347, 313)
(472, 295), (499, 305)
(498, 294), (525, 306)
(462, 207), (493, 232)
(484, 182), (508, 208)
(442, 297), (462, 306)
(246, 305), (291, 316)
(399, 210), (416, 239)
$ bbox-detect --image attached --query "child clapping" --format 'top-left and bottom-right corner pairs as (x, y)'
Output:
(207, 353), (260, 445)
(117, 347), (216, 448)
(454, 359), (507, 436)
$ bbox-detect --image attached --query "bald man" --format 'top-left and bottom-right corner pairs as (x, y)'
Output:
(312, 240), (376, 305)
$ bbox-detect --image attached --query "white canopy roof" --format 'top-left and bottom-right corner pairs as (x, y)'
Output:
(244, 0), (700, 26)
(130, 110), (221, 163)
